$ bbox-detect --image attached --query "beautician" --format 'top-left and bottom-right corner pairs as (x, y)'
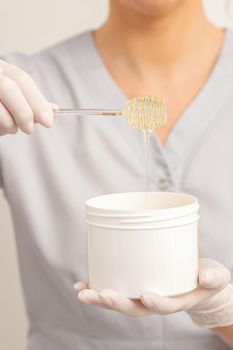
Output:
(0, 0), (233, 349)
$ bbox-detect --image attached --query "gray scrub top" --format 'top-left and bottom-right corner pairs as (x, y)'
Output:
(0, 30), (233, 350)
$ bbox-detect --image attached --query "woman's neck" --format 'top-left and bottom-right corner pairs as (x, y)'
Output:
(95, 0), (222, 74)
(94, 0), (224, 144)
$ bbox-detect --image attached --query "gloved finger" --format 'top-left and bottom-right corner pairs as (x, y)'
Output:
(141, 285), (220, 315)
(78, 289), (103, 307)
(3, 63), (54, 127)
(77, 288), (124, 311)
(0, 101), (18, 135)
(141, 292), (185, 314)
(73, 281), (89, 293)
(98, 289), (152, 316)
(34, 103), (59, 124)
(198, 258), (231, 290)
(0, 74), (34, 134)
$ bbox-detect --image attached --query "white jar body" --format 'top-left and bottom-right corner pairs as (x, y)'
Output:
(87, 221), (198, 298)
(86, 192), (199, 298)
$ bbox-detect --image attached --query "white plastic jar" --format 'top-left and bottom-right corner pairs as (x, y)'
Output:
(86, 192), (199, 298)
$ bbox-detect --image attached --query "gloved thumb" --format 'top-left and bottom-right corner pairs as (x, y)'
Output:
(198, 258), (231, 290)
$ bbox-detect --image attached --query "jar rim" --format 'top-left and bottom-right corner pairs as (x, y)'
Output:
(86, 191), (198, 217)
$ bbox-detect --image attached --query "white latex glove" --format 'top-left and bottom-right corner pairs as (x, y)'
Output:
(0, 59), (55, 135)
(74, 259), (233, 328)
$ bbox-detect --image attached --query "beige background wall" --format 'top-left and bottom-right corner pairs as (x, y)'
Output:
(0, 1), (231, 349)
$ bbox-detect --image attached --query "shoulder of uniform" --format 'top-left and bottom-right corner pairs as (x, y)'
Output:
(1, 31), (92, 72)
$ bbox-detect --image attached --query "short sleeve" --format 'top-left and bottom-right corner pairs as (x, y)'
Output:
(1, 52), (31, 71)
